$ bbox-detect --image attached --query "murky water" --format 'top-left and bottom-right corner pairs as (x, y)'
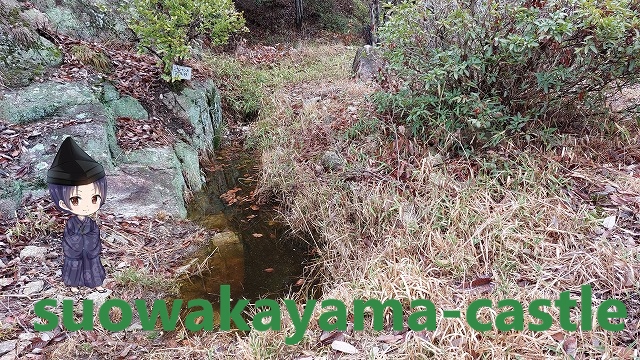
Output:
(180, 142), (314, 309)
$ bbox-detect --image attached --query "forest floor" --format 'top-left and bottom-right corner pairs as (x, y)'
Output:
(2, 29), (640, 360)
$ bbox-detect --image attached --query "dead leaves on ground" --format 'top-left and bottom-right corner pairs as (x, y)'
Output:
(234, 40), (293, 66)
(220, 187), (242, 205)
(44, 30), (162, 102)
(219, 186), (259, 208)
(115, 117), (172, 150)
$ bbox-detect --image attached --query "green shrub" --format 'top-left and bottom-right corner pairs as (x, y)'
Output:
(375, 0), (640, 150)
(127, 0), (246, 79)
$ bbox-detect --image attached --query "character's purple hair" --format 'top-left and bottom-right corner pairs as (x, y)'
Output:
(48, 176), (107, 213)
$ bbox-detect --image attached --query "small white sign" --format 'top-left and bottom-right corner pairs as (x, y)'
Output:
(171, 64), (192, 80)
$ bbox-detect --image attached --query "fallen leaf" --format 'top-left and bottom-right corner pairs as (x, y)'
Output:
(450, 337), (463, 347)
(294, 278), (304, 286)
(263, 268), (274, 273)
(331, 340), (358, 354)
(459, 274), (495, 295)
(319, 330), (344, 345)
(469, 275), (492, 287)
(563, 336), (577, 358)
(602, 215), (616, 229)
(376, 334), (402, 344)
(250, 204), (259, 211)
(613, 346), (636, 359)
(118, 344), (133, 358)
(413, 330), (431, 342)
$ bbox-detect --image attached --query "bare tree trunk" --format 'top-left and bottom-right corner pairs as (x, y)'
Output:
(368, 0), (380, 45)
(295, 0), (303, 29)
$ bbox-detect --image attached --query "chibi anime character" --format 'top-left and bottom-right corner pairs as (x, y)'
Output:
(46, 137), (107, 293)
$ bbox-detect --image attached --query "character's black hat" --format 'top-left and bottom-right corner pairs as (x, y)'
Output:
(47, 137), (105, 186)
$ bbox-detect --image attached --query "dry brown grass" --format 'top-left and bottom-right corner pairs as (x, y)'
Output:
(241, 40), (640, 359)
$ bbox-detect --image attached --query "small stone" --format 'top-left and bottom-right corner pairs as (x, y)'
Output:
(22, 280), (44, 295)
(19, 246), (47, 260)
(602, 215), (616, 230)
(0, 340), (16, 356)
(18, 332), (36, 341)
(0, 353), (16, 360)
(126, 322), (143, 331)
(29, 144), (45, 153)
(321, 151), (346, 171)
(0, 200), (17, 221)
(86, 289), (112, 308)
(303, 96), (321, 106)
(211, 232), (241, 246)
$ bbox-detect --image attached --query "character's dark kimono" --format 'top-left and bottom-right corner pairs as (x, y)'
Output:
(61, 215), (106, 288)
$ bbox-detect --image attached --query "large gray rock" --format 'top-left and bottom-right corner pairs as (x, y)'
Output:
(19, 106), (116, 177)
(19, 246), (47, 260)
(102, 147), (188, 218)
(106, 95), (148, 120)
(0, 340), (16, 357)
(0, 82), (96, 124)
(29, 0), (132, 41)
(0, 34), (62, 88)
(162, 80), (223, 153)
(173, 140), (204, 191)
(352, 45), (383, 82)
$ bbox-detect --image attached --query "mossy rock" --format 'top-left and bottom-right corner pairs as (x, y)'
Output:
(0, 82), (97, 124)
(29, 0), (133, 41)
(0, 33), (62, 88)
(162, 80), (223, 153)
(107, 95), (148, 120)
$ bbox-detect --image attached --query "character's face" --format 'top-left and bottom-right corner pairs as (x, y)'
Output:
(58, 183), (103, 216)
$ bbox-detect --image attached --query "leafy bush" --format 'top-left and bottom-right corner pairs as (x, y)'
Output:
(127, 0), (246, 79)
(374, 0), (640, 149)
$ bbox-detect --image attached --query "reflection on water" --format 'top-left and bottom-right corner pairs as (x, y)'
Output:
(181, 143), (312, 308)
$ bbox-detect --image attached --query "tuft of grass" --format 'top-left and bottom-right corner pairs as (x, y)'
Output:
(0, 323), (17, 341)
(114, 268), (174, 292)
(5, 206), (57, 244)
(70, 44), (112, 73)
